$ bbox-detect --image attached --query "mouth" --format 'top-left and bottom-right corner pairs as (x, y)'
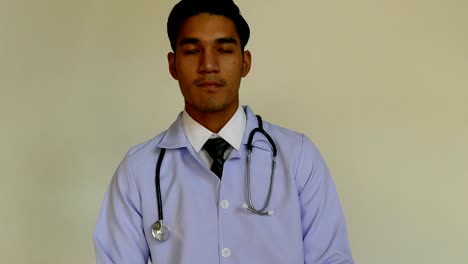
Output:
(196, 80), (224, 88)
(195, 78), (226, 89)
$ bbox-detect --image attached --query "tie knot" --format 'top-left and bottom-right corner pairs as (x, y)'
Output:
(203, 137), (230, 160)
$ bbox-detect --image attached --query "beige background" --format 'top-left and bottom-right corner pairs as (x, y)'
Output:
(1, 0), (467, 263)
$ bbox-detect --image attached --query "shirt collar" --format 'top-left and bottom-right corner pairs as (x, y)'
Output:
(182, 105), (246, 153)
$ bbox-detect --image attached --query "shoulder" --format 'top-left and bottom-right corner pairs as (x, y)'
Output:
(260, 118), (328, 188)
(261, 118), (320, 156)
(124, 130), (168, 164)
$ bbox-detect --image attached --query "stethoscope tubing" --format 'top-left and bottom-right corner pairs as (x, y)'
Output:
(245, 149), (276, 215)
(155, 148), (166, 221)
(245, 115), (277, 215)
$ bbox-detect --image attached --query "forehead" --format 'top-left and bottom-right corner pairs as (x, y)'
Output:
(176, 13), (240, 44)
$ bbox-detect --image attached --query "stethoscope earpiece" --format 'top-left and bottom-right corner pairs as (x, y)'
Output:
(242, 203), (275, 216)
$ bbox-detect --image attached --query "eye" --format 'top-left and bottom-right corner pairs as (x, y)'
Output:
(219, 48), (233, 54)
(183, 49), (200, 55)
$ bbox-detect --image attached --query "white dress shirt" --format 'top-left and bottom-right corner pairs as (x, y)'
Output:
(181, 105), (246, 168)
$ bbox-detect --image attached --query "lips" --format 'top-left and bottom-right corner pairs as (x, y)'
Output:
(194, 78), (226, 88)
(196, 80), (223, 87)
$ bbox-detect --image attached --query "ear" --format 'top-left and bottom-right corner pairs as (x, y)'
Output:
(241, 50), (252, 77)
(168, 52), (178, 80)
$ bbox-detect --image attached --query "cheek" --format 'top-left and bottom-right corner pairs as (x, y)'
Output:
(175, 65), (194, 82)
(228, 59), (243, 73)
(176, 57), (196, 71)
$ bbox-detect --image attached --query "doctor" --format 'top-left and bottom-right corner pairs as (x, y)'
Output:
(94, 0), (355, 263)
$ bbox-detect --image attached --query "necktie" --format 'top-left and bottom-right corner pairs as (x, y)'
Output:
(203, 138), (230, 179)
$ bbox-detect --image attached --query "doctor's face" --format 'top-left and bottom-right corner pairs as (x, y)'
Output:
(168, 13), (251, 120)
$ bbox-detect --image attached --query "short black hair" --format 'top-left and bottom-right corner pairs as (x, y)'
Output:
(167, 0), (250, 52)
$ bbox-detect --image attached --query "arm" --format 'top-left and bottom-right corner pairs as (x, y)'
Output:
(93, 155), (150, 264)
(296, 135), (354, 264)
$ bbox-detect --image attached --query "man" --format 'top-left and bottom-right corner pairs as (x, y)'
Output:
(94, 0), (354, 263)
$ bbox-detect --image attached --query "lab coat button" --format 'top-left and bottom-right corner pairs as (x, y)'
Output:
(221, 248), (231, 257)
(220, 200), (229, 209)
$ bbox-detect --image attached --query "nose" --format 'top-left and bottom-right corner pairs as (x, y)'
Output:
(198, 50), (219, 73)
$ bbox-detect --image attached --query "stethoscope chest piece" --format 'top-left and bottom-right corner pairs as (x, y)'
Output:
(152, 220), (170, 241)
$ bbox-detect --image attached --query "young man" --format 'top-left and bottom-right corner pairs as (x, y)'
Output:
(94, 0), (354, 263)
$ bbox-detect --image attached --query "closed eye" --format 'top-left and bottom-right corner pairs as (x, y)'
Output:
(218, 48), (233, 54)
(183, 49), (200, 55)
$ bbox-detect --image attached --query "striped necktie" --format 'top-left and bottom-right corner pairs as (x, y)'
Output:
(203, 138), (230, 179)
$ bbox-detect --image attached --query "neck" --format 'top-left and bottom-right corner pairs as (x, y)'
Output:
(185, 103), (239, 133)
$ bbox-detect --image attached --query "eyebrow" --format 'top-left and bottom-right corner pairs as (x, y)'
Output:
(179, 38), (199, 46)
(216, 37), (238, 45)
(178, 37), (238, 47)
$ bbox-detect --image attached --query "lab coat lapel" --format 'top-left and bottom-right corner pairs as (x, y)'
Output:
(156, 112), (190, 150)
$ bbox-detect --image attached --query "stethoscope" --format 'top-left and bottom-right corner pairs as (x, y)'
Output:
(152, 115), (277, 241)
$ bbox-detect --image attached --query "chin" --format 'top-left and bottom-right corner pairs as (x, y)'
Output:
(188, 97), (237, 114)
(199, 104), (226, 113)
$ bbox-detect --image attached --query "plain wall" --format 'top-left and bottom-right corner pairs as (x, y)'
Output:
(1, 0), (467, 263)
